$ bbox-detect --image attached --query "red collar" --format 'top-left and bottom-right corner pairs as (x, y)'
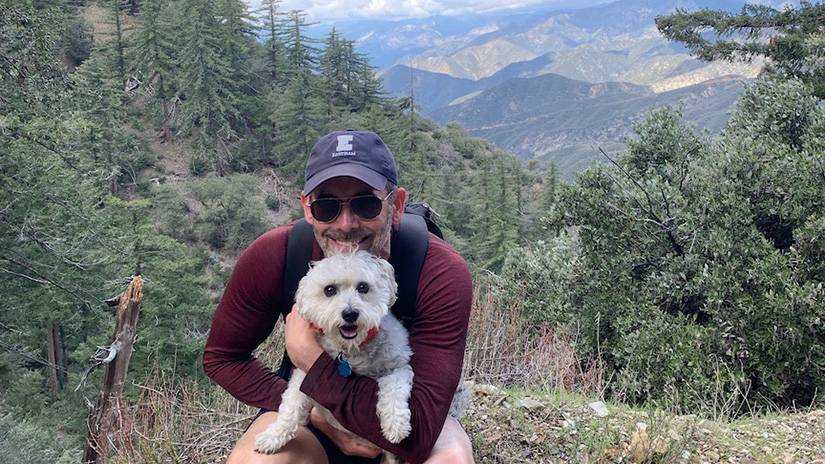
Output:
(360, 327), (379, 347)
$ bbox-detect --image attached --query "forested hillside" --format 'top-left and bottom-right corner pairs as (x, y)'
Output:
(0, 0), (547, 458)
(1, 0), (823, 462)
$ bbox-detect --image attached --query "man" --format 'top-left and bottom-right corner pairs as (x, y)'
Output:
(203, 129), (474, 464)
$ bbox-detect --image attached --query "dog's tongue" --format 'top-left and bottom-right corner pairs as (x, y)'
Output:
(339, 324), (359, 339)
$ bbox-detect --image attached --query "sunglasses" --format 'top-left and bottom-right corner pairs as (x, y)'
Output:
(309, 191), (394, 223)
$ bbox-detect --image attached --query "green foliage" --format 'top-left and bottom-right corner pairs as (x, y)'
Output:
(189, 175), (272, 251)
(496, 234), (579, 327)
(554, 80), (825, 413)
(656, 2), (825, 98)
(61, 16), (93, 66)
(0, 412), (79, 464)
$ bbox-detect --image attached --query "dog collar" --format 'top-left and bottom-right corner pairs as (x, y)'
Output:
(360, 327), (379, 347)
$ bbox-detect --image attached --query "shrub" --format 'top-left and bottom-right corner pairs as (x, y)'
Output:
(0, 412), (79, 464)
(189, 174), (271, 251)
(556, 80), (825, 414)
(62, 17), (92, 66)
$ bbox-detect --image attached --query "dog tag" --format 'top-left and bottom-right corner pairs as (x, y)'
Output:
(336, 353), (352, 377)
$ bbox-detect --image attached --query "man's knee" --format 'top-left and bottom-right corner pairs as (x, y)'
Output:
(226, 411), (328, 464)
(427, 446), (474, 464)
(425, 417), (474, 464)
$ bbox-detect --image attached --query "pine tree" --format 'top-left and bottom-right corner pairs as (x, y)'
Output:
(283, 9), (318, 82)
(254, 0), (286, 85)
(91, 0), (133, 88)
(130, 0), (177, 141)
(542, 162), (559, 211)
(319, 28), (349, 114)
(271, 9), (323, 173)
(656, 1), (825, 98)
(351, 45), (384, 111)
(177, 0), (251, 174)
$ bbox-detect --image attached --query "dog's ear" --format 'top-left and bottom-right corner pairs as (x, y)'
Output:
(370, 255), (398, 308)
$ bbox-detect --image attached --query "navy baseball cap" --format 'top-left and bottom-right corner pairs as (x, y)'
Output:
(303, 130), (399, 194)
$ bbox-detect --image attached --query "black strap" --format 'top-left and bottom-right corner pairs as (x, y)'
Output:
(388, 213), (430, 327)
(275, 214), (430, 379)
(275, 219), (314, 380)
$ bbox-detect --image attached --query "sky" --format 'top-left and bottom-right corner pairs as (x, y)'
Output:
(245, 0), (597, 22)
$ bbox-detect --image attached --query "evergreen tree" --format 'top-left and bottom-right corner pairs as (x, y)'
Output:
(351, 45), (384, 111)
(254, 0), (286, 85)
(320, 27), (347, 114)
(176, 0), (254, 174)
(131, 0), (178, 141)
(282, 9), (318, 82)
(271, 9), (323, 172)
(656, 1), (825, 98)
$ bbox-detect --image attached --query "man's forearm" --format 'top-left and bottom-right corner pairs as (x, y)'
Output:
(203, 349), (289, 411)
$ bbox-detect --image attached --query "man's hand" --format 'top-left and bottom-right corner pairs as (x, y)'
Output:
(309, 408), (382, 458)
(284, 306), (324, 371)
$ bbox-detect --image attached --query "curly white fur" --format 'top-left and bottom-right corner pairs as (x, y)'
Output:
(254, 251), (413, 462)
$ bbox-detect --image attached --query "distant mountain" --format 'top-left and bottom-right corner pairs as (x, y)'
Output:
(380, 0), (762, 113)
(307, 0), (612, 68)
(430, 73), (747, 177)
(401, 0), (752, 80)
(380, 62), (553, 113)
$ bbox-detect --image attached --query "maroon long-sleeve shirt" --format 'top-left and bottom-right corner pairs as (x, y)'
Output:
(203, 222), (472, 463)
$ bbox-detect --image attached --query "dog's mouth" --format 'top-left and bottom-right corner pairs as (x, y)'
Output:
(339, 324), (359, 340)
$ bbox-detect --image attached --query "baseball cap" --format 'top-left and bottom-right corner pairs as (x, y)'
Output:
(303, 130), (399, 194)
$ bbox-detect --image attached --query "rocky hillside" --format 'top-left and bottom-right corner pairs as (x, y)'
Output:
(429, 73), (746, 176)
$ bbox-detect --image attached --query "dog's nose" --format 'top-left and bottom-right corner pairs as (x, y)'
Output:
(341, 308), (359, 323)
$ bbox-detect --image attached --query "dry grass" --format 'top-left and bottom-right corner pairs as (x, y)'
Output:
(464, 283), (605, 396)
(106, 366), (255, 464)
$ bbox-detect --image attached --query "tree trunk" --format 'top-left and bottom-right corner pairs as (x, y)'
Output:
(82, 276), (144, 464)
(46, 324), (67, 391)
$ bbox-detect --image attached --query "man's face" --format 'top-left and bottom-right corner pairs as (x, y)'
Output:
(301, 177), (406, 258)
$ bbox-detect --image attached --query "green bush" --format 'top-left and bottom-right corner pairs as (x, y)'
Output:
(0, 412), (79, 464)
(62, 17), (92, 66)
(554, 79), (825, 414)
(265, 192), (281, 211)
(496, 233), (579, 327)
(189, 174), (271, 251)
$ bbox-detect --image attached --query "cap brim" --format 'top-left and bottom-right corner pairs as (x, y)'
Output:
(303, 164), (388, 194)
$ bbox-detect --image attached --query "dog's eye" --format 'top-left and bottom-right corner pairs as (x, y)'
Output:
(324, 285), (337, 297)
(356, 282), (369, 294)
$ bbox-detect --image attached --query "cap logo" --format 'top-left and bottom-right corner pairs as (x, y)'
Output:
(333, 135), (355, 157)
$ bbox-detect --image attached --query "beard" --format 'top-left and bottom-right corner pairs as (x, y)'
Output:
(315, 208), (394, 258)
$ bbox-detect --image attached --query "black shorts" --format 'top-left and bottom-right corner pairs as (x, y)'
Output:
(250, 409), (382, 464)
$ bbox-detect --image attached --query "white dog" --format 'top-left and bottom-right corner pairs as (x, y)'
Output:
(254, 250), (414, 461)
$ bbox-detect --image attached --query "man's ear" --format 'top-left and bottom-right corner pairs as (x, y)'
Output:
(391, 187), (407, 228)
(300, 191), (315, 225)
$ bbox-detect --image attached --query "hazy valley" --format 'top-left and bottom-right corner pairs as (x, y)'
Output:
(326, 0), (770, 175)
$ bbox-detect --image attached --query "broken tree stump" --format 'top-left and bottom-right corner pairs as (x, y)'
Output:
(82, 276), (144, 464)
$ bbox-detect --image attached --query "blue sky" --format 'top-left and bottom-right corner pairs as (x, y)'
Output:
(245, 0), (599, 22)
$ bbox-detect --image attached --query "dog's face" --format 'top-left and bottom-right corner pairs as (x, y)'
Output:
(295, 250), (398, 350)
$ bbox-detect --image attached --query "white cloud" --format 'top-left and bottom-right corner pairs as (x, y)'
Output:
(246, 0), (565, 22)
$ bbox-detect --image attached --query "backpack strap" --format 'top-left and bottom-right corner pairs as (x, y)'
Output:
(389, 213), (430, 327)
(275, 218), (314, 380)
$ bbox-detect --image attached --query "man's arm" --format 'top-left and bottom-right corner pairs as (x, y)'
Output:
(299, 237), (473, 464)
(202, 226), (292, 411)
